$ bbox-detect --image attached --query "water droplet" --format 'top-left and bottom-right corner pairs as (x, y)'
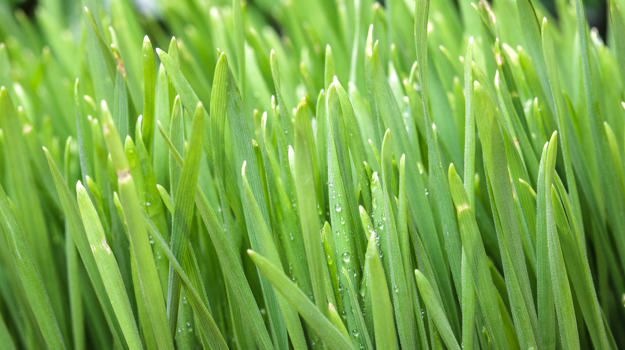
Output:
(182, 297), (187, 304)
(335, 203), (342, 212)
(342, 252), (351, 263)
(340, 217), (346, 225)
(146, 202), (151, 206)
(289, 232), (294, 240)
(425, 188), (429, 195)
(352, 329), (360, 337)
(394, 285), (399, 293)
(149, 236), (154, 244)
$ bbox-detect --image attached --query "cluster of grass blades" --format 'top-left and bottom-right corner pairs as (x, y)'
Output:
(1, 0), (625, 348)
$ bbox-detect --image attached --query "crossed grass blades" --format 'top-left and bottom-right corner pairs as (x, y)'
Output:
(0, 0), (624, 348)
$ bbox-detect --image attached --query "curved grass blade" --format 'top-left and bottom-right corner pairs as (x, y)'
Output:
(248, 250), (354, 350)
(415, 270), (461, 350)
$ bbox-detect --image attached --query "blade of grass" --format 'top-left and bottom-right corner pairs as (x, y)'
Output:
(76, 182), (142, 350)
(0, 183), (66, 349)
(248, 250), (354, 350)
(102, 101), (174, 350)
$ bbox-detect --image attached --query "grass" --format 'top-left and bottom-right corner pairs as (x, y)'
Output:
(0, 0), (624, 348)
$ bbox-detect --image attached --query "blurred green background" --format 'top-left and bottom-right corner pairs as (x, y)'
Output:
(0, 0), (612, 38)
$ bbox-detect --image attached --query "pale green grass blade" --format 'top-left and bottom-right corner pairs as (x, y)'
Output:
(76, 182), (142, 350)
(366, 231), (397, 350)
(463, 37), (476, 206)
(0, 183), (66, 349)
(248, 250), (354, 350)
(65, 137), (84, 350)
(415, 270), (461, 350)
(328, 303), (351, 344)
(102, 102), (174, 350)
(141, 36), (156, 155)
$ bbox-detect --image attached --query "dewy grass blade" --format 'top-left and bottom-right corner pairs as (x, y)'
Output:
(76, 182), (142, 350)
(248, 250), (354, 350)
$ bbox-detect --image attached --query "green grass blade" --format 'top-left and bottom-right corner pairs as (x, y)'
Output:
(415, 270), (461, 350)
(143, 211), (228, 350)
(366, 232), (398, 350)
(241, 162), (308, 349)
(248, 250), (354, 350)
(102, 102), (174, 350)
(0, 183), (66, 350)
(141, 36), (156, 155)
(158, 122), (274, 350)
(544, 133), (579, 349)
(166, 102), (203, 336)
(448, 164), (510, 350)
(76, 182), (142, 350)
